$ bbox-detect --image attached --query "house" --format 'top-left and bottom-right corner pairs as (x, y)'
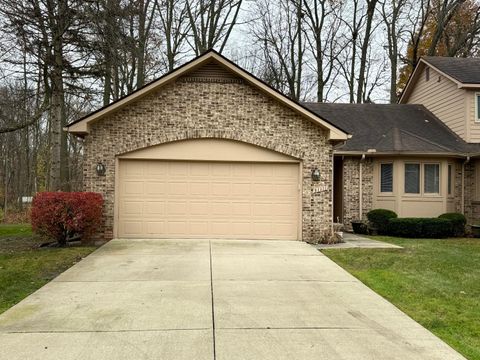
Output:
(66, 50), (349, 243)
(66, 51), (480, 243)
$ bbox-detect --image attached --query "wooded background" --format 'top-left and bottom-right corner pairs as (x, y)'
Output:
(1, 0), (479, 220)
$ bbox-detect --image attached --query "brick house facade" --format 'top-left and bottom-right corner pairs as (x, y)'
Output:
(68, 51), (348, 243)
(67, 52), (480, 242)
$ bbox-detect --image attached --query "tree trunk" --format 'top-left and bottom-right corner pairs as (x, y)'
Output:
(356, 0), (378, 103)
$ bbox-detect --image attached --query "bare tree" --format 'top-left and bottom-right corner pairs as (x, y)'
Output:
(250, 0), (305, 101)
(156, 0), (191, 71)
(300, 0), (343, 102)
(381, 0), (410, 103)
(186, 0), (243, 54)
(356, 0), (379, 103)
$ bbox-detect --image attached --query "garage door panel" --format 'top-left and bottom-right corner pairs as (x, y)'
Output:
(146, 161), (167, 176)
(232, 165), (252, 177)
(122, 221), (143, 236)
(146, 221), (165, 234)
(190, 163), (210, 176)
(211, 221), (230, 236)
(166, 201), (188, 215)
(253, 222), (273, 236)
(167, 221), (189, 235)
(145, 182), (166, 196)
(121, 201), (143, 216)
(122, 161), (145, 177)
(189, 221), (209, 235)
(168, 182), (188, 195)
(118, 160), (300, 240)
(273, 223), (297, 237)
(231, 183), (251, 195)
(212, 164), (231, 176)
(275, 183), (298, 197)
(123, 181), (144, 195)
(144, 201), (165, 215)
(211, 201), (231, 215)
(212, 182), (230, 196)
(169, 162), (189, 176)
(190, 201), (209, 215)
(231, 202), (251, 216)
(190, 182), (210, 195)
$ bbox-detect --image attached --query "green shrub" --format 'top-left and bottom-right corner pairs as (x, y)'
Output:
(387, 218), (453, 238)
(367, 209), (398, 234)
(421, 218), (453, 238)
(388, 218), (423, 238)
(438, 213), (466, 237)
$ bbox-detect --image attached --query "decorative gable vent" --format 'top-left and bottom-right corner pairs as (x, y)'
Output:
(179, 61), (243, 84)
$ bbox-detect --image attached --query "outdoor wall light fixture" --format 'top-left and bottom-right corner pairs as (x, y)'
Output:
(311, 168), (320, 181)
(96, 162), (106, 176)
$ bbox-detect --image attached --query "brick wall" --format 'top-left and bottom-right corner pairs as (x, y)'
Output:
(463, 161), (480, 226)
(82, 77), (334, 243)
(341, 157), (374, 229)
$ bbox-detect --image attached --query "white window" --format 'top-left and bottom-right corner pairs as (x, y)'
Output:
(405, 163), (420, 194)
(476, 93), (480, 122)
(424, 164), (440, 194)
(380, 163), (393, 193)
(447, 164), (453, 195)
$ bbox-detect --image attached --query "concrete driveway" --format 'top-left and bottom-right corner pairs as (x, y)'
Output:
(0, 239), (465, 360)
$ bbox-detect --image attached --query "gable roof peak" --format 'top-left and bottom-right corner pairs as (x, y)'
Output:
(65, 50), (348, 141)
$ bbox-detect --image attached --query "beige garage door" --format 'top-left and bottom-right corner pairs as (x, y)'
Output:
(117, 160), (300, 240)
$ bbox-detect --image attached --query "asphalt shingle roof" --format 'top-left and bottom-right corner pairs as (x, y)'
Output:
(422, 56), (480, 84)
(303, 103), (470, 154)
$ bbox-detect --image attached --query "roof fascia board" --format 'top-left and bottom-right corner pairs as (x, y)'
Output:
(458, 83), (480, 89)
(334, 150), (466, 158)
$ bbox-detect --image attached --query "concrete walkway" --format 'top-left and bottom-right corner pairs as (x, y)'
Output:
(316, 232), (403, 249)
(0, 239), (463, 359)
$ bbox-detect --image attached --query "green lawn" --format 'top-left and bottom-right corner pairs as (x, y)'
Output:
(0, 224), (97, 314)
(322, 237), (480, 360)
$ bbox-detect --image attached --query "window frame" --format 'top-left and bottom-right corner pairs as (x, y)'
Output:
(379, 162), (394, 194)
(404, 162), (421, 194)
(475, 93), (480, 122)
(403, 161), (441, 196)
(423, 163), (440, 195)
(447, 163), (453, 196)
(425, 67), (430, 82)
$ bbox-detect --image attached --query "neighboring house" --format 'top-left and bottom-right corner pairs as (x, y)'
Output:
(66, 52), (480, 243)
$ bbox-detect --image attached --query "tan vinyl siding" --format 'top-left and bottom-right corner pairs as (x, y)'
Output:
(407, 66), (467, 141)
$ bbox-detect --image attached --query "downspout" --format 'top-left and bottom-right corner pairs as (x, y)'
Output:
(359, 154), (366, 220)
(462, 156), (470, 214)
(331, 150), (335, 236)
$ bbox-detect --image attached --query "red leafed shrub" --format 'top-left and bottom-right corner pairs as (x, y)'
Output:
(31, 192), (103, 245)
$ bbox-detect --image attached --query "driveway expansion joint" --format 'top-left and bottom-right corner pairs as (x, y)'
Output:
(209, 240), (217, 360)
